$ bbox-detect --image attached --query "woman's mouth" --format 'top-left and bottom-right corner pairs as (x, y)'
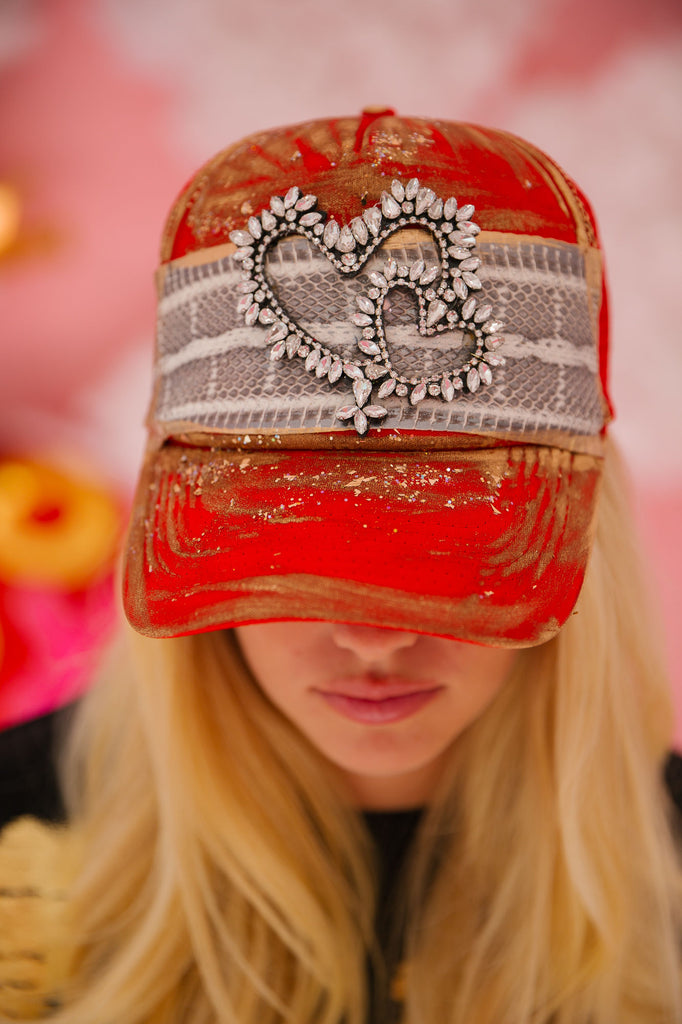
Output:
(313, 677), (444, 724)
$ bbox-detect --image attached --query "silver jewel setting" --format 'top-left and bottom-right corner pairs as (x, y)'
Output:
(230, 179), (505, 435)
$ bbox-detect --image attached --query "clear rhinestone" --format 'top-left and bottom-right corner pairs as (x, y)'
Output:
(241, 259), (254, 270)
(409, 259), (425, 281)
(461, 297), (477, 320)
(366, 363), (388, 379)
(337, 405), (357, 421)
(428, 198), (443, 219)
(237, 294), (251, 314)
(229, 229), (253, 246)
(397, 265), (409, 277)
(336, 225), (356, 252)
(369, 271), (387, 289)
(285, 208), (296, 221)
(299, 211), (322, 226)
(353, 378), (372, 407)
(456, 204), (475, 221)
(316, 355), (332, 378)
(479, 364), (493, 385)
(254, 289), (265, 302)
(459, 256), (481, 272)
(384, 258), (397, 280)
(428, 383), (441, 397)
(457, 220), (480, 235)
(363, 206), (382, 237)
(270, 196), (285, 216)
(305, 348), (321, 371)
(453, 376), (464, 391)
(391, 179), (405, 202)
(467, 367), (480, 392)
(463, 272), (482, 290)
(362, 327), (375, 339)
(323, 219), (340, 248)
(238, 279), (258, 293)
(358, 338), (381, 355)
(415, 187), (436, 215)
(426, 299), (447, 327)
(442, 288), (455, 301)
(484, 320), (505, 334)
(420, 266), (439, 286)
(261, 210), (277, 231)
(353, 410), (368, 435)
(233, 248), (254, 262)
(351, 217), (368, 244)
(298, 344), (309, 356)
(368, 287), (381, 299)
(343, 363), (364, 380)
(378, 378), (397, 399)
(441, 377), (455, 402)
(395, 383), (408, 397)
(442, 221), (454, 234)
(485, 335), (502, 350)
(410, 382), (427, 405)
(284, 186), (300, 208)
(381, 192), (401, 219)
(328, 361), (343, 383)
(286, 335), (300, 358)
(473, 303), (492, 322)
(270, 340), (286, 360)
(448, 246), (472, 260)
(341, 253), (356, 265)
(405, 177), (419, 200)
(485, 352), (505, 367)
(295, 193), (317, 211)
(258, 308), (276, 324)
(444, 197), (458, 220)
(314, 224), (324, 235)
(365, 405), (388, 419)
(453, 278), (468, 300)
(352, 312), (373, 327)
(247, 217), (262, 239)
(245, 303), (260, 326)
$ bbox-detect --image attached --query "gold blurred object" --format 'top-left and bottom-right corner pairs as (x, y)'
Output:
(0, 460), (120, 590)
(0, 182), (21, 256)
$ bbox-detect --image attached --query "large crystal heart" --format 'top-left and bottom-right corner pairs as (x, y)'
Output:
(232, 179), (505, 435)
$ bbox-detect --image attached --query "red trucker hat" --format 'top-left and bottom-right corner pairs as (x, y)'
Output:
(123, 108), (612, 647)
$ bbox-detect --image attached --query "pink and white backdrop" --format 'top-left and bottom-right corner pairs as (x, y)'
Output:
(1, 0), (681, 736)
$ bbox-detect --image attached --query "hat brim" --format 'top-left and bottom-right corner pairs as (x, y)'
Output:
(123, 441), (601, 647)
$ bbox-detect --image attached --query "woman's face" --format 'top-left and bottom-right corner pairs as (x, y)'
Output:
(234, 622), (516, 809)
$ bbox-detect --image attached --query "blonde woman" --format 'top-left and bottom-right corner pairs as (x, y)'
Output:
(1, 110), (680, 1024)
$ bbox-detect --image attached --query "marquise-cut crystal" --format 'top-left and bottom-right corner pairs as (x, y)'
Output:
(365, 363), (388, 380)
(358, 338), (381, 355)
(453, 278), (468, 300)
(369, 271), (387, 289)
(233, 248), (254, 261)
(410, 382), (427, 405)
(270, 196), (285, 216)
(295, 193), (317, 211)
(378, 378), (397, 398)
(305, 348), (321, 371)
(485, 335), (502, 350)
(420, 266), (439, 286)
(343, 363), (364, 380)
(449, 231), (475, 247)
(405, 178), (419, 200)
(426, 299), (447, 327)
(484, 320), (505, 334)
(457, 220), (480, 235)
(459, 256), (481, 272)
(463, 272), (482, 290)
(391, 179), (405, 202)
(353, 378), (372, 407)
(336, 225), (356, 252)
(261, 210), (277, 231)
(328, 361), (343, 383)
(384, 258), (397, 280)
(467, 367), (480, 392)
(337, 405), (357, 421)
(461, 297), (477, 320)
(316, 355), (332, 378)
(238, 279), (258, 293)
(237, 295), (251, 314)
(323, 219), (340, 248)
(428, 198), (443, 219)
(444, 197), (458, 220)
(270, 340), (286, 360)
(473, 303), (492, 322)
(354, 410), (368, 435)
(299, 212), (322, 226)
(357, 296), (375, 315)
(245, 303), (260, 326)
(441, 377), (455, 402)
(448, 246), (473, 260)
(479, 364), (493, 385)
(456, 204), (475, 221)
(485, 352), (505, 366)
(258, 308), (276, 324)
(247, 217), (262, 239)
(351, 217), (368, 244)
(230, 229), (253, 246)
(364, 405), (388, 419)
(363, 206), (382, 237)
(381, 192), (401, 219)
(352, 312), (373, 327)
(284, 186), (300, 208)
(415, 187), (436, 215)
(409, 259), (425, 281)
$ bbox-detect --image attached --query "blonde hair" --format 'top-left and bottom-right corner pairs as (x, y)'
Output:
(52, 441), (680, 1023)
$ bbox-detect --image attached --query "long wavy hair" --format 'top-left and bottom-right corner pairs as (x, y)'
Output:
(53, 440), (681, 1023)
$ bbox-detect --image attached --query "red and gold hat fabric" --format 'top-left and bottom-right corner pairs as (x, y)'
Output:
(123, 109), (611, 647)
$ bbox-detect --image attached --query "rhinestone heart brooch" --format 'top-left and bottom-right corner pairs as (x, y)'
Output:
(231, 178), (505, 435)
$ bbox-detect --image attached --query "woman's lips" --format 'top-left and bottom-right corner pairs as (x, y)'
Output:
(313, 677), (444, 724)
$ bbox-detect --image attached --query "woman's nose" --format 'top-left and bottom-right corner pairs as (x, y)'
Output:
(330, 622), (420, 662)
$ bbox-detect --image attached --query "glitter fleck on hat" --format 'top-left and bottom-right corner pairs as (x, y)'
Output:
(123, 108), (612, 646)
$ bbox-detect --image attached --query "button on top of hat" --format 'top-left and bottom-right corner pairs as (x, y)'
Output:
(361, 106), (395, 116)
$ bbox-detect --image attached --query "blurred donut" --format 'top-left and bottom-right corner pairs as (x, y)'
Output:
(0, 460), (120, 590)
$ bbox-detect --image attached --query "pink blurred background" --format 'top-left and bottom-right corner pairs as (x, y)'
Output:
(1, 0), (681, 737)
